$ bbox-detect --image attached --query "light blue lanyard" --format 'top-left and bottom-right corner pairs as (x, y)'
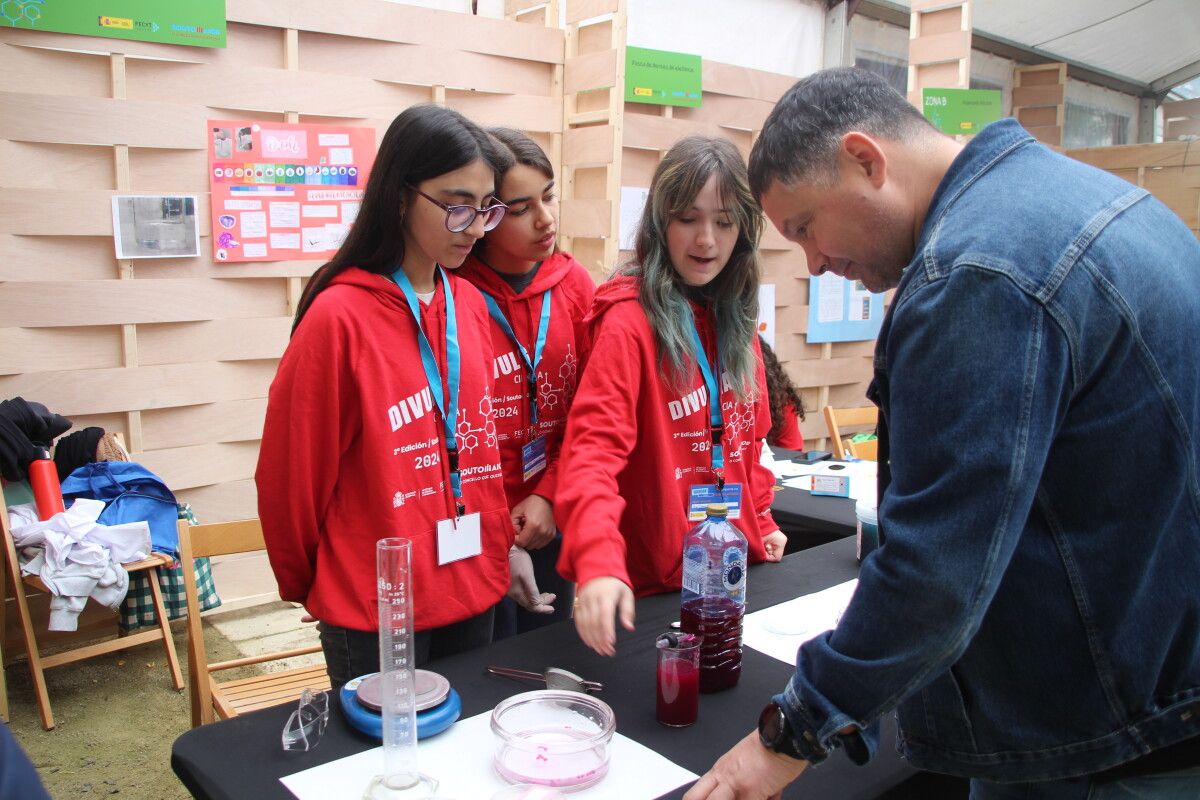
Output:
(391, 266), (464, 513)
(481, 289), (552, 425)
(683, 305), (725, 485)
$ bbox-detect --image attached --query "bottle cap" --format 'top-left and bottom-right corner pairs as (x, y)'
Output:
(705, 503), (728, 518)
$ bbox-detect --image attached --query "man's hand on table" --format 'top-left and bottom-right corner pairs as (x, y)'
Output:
(683, 731), (808, 800)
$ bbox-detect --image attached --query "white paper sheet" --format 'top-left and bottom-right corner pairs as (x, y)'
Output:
(329, 147), (355, 165)
(243, 242), (268, 258)
(770, 458), (876, 501)
(743, 579), (859, 665)
(270, 232), (301, 250)
(270, 201), (301, 229)
(240, 211), (267, 238)
(302, 205), (339, 219)
(280, 711), (698, 800)
(302, 227), (326, 253)
(817, 275), (845, 323)
(618, 186), (649, 251)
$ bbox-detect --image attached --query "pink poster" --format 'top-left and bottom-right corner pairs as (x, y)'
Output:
(207, 119), (376, 263)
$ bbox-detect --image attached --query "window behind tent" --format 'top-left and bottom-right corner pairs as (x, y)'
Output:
(1064, 104), (1131, 148)
(855, 54), (908, 96)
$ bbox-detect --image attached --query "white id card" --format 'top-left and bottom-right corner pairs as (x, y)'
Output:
(437, 512), (482, 565)
(687, 483), (743, 521)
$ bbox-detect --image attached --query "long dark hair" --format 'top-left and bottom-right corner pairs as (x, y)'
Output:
(292, 105), (502, 332)
(621, 136), (762, 400)
(472, 127), (553, 258)
(759, 335), (805, 441)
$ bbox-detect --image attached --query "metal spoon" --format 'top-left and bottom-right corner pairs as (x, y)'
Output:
(486, 665), (603, 693)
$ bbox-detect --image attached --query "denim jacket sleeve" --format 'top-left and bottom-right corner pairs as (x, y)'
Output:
(776, 264), (1073, 764)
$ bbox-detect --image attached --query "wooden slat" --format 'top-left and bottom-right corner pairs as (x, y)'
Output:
(1017, 106), (1060, 128)
(175, 480), (260, 524)
(566, 0), (620, 24)
(622, 112), (719, 152)
(138, 317), (292, 365)
(125, 61), (427, 120)
(141, 399), (268, 450)
(186, 518), (266, 559)
(1067, 142), (1200, 171)
(227, 0), (564, 64)
(1166, 118), (1200, 139)
(445, 91), (562, 132)
(0, 279), (286, 327)
(0, 40), (112, 98)
(560, 198), (612, 239)
(564, 49), (617, 95)
(908, 29), (971, 66)
(1012, 84), (1065, 108)
(0, 141), (116, 191)
(0, 188), (211, 237)
(138, 441), (260, 491)
(0, 326), (124, 375)
(1162, 98), (1200, 120)
(670, 94), (774, 131)
(298, 34), (553, 98)
(0, 92), (210, 149)
(209, 646), (322, 672)
(760, 221), (792, 252)
(563, 125), (615, 166)
(1025, 125), (1063, 146)
(787, 356), (871, 388)
(701, 61), (796, 104)
(0, 361), (277, 416)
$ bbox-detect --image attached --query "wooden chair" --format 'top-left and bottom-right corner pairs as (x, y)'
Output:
(178, 518), (328, 727)
(0, 482), (184, 730)
(822, 405), (880, 461)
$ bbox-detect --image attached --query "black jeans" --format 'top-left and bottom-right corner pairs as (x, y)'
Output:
(317, 607), (495, 692)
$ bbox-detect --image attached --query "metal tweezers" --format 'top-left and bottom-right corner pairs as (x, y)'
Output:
(485, 665), (603, 693)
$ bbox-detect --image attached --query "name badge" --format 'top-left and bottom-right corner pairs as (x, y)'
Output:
(811, 474), (850, 497)
(437, 512), (482, 565)
(687, 483), (743, 521)
(521, 435), (547, 482)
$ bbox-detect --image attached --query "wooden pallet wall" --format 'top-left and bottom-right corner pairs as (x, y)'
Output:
(0, 0), (565, 523)
(1068, 142), (1200, 238)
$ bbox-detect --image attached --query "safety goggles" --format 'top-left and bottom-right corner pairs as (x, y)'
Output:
(408, 185), (507, 233)
(281, 687), (329, 752)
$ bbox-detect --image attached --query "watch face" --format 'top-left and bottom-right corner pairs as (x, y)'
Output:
(758, 702), (785, 747)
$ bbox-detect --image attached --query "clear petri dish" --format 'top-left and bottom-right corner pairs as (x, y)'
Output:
(490, 690), (616, 791)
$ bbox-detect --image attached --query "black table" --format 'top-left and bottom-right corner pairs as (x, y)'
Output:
(173, 538), (961, 799)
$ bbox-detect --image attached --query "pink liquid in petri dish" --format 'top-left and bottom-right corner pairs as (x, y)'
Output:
(656, 658), (699, 726)
(494, 726), (610, 789)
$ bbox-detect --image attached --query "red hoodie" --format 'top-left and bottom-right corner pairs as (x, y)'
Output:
(556, 276), (780, 596)
(457, 252), (595, 509)
(256, 267), (512, 633)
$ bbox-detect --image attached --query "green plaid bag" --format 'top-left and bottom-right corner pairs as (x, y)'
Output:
(119, 503), (222, 631)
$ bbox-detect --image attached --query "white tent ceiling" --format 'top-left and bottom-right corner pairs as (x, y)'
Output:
(860, 0), (1200, 95)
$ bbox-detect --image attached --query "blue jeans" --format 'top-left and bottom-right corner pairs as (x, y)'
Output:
(970, 766), (1200, 799)
(317, 607), (495, 691)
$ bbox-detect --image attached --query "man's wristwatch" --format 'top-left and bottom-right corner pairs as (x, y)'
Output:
(757, 701), (809, 760)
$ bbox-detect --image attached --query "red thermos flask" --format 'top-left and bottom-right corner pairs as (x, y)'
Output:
(28, 448), (66, 520)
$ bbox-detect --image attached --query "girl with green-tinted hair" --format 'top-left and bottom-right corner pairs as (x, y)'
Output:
(555, 135), (787, 657)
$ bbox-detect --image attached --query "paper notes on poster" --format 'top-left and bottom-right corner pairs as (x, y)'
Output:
(806, 273), (885, 343)
(207, 119), (376, 263)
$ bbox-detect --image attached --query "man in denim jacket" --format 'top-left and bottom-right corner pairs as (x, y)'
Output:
(687, 68), (1200, 799)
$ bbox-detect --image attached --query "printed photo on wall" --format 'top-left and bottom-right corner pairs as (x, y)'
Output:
(111, 195), (201, 259)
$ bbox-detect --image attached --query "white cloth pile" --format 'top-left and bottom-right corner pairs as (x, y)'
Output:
(8, 499), (153, 631)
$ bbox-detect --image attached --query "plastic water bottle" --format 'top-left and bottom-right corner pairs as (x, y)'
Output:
(680, 503), (746, 692)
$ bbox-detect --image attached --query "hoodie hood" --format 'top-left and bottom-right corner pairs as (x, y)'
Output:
(586, 274), (641, 328)
(457, 251), (580, 299)
(328, 266), (442, 314)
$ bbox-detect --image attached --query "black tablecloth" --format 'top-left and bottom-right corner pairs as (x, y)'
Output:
(172, 538), (961, 799)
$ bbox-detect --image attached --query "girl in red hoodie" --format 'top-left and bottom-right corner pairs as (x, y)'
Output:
(256, 105), (525, 689)
(557, 136), (787, 656)
(458, 128), (595, 637)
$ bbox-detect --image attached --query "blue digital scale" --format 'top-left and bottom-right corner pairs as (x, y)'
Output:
(339, 671), (461, 741)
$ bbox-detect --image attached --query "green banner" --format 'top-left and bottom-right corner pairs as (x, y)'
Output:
(2, 0), (226, 48)
(625, 46), (702, 108)
(922, 88), (1003, 135)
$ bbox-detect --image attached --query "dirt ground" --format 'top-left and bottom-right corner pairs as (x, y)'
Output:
(7, 603), (320, 799)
